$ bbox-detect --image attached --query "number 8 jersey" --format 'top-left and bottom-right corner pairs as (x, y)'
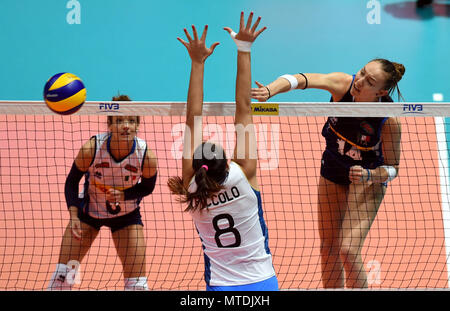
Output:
(80, 133), (147, 219)
(189, 161), (276, 287)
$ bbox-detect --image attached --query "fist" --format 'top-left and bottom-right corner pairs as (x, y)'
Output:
(349, 165), (371, 184)
(105, 188), (124, 203)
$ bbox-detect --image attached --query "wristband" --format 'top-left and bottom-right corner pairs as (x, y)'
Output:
(279, 74), (299, 90)
(380, 165), (397, 182)
(265, 86), (271, 99)
(230, 31), (252, 52)
(299, 73), (308, 89)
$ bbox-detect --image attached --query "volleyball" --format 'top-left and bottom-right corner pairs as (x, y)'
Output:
(43, 72), (86, 115)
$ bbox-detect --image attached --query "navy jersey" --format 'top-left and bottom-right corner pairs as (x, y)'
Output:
(320, 75), (392, 184)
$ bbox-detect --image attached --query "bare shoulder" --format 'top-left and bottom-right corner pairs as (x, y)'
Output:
(383, 117), (402, 131)
(143, 146), (158, 178)
(310, 72), (353, 99)
(326, 72), (353, 84)
(382, 117), (402, 141)
(145, 147), (158, 162)
(74, 136), (96, 172)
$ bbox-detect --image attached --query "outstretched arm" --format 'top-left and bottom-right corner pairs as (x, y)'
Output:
(252, 72), (352, 102)
(177, 25), (219, 187)
(225, 12), (266, 183)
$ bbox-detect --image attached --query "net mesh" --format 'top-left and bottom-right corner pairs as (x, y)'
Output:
(0, 101), (449, 290)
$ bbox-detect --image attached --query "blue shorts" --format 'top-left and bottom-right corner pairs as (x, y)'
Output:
(77, 207), (143, 233)
(206, 275), (279, 291)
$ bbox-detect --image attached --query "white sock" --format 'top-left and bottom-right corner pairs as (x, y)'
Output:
(47, 263), (73, 291)
(124, 277), (149, 291)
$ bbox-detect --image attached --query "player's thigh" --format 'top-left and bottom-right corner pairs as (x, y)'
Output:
(317, 176), (348, 242)
(341, 182), (386, 245)
(58, 221), (99, 264)
(112, 224), (146, 272)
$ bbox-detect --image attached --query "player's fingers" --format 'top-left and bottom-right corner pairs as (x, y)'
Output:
(255, 26), (267, 38)
(71, 223), (82, 241)
(349, 169), (365, 183)
(251, 16), (261, 33)
(251, 88), (266, 96)
(239, 11), (245, 30)
(251, 95), (267, 102)
(254, 81), (265, 88)
(209, 42), (220, 53)
(252, 89), (268, 97)
(192, 25), (199, 41)
(177, 37), (188, 48)
(183, 28), (193, 43)
(349, 165), (362, 173)
(200, 25), (208, 41)
(245, 11), (254, 30)
(223, 27), (234, 36)
(349, 170), (362, 178)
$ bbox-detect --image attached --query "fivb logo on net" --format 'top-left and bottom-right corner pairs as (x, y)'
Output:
(66, 0), (81, 25)
(171, 117), (280, 170)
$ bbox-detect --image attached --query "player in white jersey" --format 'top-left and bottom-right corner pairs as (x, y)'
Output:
(168, 12), (278, 291)
(48, 94), (158, 290)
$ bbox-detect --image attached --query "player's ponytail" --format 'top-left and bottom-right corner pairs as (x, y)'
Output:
(372, 58), (405, 101)
(168, 142), (229, 212)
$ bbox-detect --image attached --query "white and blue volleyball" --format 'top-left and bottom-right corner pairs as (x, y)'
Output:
(43, 72), (86, 115)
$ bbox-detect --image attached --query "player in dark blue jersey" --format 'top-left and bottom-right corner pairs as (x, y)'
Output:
(252, 59), (404, 288)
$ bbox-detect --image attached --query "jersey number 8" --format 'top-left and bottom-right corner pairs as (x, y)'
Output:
(212, 214), (241, 248)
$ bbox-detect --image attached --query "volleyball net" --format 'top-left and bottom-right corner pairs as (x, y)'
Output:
(0, 101), (449, 290)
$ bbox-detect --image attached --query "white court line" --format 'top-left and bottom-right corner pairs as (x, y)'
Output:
(435, 117), (450, 287)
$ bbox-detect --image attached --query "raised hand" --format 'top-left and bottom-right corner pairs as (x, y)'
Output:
(251, 81), (270, 102)
(224, 11), (267, 43)
(177, 25), (220, 64)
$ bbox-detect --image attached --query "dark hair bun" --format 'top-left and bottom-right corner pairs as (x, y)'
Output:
(392, 62), (405, 82)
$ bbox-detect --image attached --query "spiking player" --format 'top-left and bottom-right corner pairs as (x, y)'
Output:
(252, 59), (404, 288)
